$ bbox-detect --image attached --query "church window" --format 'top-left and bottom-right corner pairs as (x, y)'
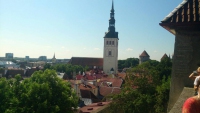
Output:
(109, 51), (112, 56)
(112, 41), (114, 45)
(106, 41), (109, 45)
(109, 41), (111, 45)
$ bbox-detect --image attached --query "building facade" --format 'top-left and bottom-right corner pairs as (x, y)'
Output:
(5, 53), (13, 59)
(103, 1), (118, 74)
(52, 53), (56, 64)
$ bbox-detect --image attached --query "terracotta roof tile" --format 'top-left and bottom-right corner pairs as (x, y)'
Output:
(99, 77), (123, 87)
(79, 102), (111, 113)
(161, 0), (200, 23)
(160, 0), (200, 34)
(117, 73), (126, 79)
(68, 57), (103, 67)
(99, 86), (121, 96)
(76, 75), (84, 80)
(139, 50), (150, 57)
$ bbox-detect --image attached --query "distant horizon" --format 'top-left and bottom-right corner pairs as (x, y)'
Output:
(0, 0), (182, 61)
(0, 54), (168, 61)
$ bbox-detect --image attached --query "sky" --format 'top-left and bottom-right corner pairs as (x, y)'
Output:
(0, 0), (183, 61)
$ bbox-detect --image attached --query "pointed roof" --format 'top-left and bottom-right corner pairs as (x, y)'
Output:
(161, 53), (169, 60)
(104, 0), (118, 39)
(160, 0), (200, 34)
(53, 53), (55, 59)
(139, 50), (150, 57)
(111, 0), (114, 12)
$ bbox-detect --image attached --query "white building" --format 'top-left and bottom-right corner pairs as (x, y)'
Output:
(103, 1), (118, 74)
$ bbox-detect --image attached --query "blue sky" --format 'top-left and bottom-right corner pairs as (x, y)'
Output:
(0, 0), (182, 61)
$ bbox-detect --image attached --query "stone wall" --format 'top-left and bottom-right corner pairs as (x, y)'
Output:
(168, 29), (200, 111)
(169, 87), (194, 113)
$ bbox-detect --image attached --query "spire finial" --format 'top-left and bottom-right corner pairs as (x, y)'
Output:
(111, 0), (114, 12)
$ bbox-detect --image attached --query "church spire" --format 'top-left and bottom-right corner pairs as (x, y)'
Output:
(111, 0), (114, 13)
(104, 0), (118, 38)
(53, 53), (55, 59)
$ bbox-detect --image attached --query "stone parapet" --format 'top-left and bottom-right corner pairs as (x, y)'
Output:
(169, 87), (194, 113)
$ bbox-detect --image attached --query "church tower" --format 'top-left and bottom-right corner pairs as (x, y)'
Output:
(103, 0), (118, 74)
(52, 53), (56, 64)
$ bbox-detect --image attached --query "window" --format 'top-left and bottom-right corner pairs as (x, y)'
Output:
(109, 41), (111, 45)
(112, 41), (114, 45)
(106, 41), (108, 45)
(109, 51), (112, 56)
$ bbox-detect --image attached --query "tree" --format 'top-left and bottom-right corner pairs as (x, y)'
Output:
(11, 59), (17, 63)
(118, 58), (139, 70)
(43, 63), (52, 71)
(1, 70), (78, 113)
(0, 77), (13, 113)
(109, 60), (171, 113)
(156, 57), (172, 79)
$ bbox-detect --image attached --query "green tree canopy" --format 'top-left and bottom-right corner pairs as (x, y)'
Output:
(109, 59), (171, 113)
(44, 64), (88, 79)
(118, 58), (139, 70)
(0, 69), (78, 113)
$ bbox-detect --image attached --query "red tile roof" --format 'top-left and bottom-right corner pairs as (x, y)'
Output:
(160, 0), (200, 34)
(99, 77), (123, 87)
(76, 74), (98, 80)
(79, 102), (111, 113)
(161, 0), (200, 23)
(76, 74), (84, 80)
(99, 86), (121, 96)
(117, 73), (126, 79)
(68, 57), (103, 67)
(139, 50), (150, 57)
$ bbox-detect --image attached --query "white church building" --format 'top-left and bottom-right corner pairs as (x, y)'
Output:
(103, 1), (118, 74)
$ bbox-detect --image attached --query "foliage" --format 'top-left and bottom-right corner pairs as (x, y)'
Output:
(155, 76), (171, 113)
(118, 58), (139, 70)
(43, 63), (52, 71)
(0, 77), (13, 113)
(43, 64), (89, 79)
(0, 70), (78, 113)
(11, 59), (17, 63)
(156, 57), (172, 79)
(109, 59), (171, 113)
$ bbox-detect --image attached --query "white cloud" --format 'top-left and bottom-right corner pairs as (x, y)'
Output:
(154, 50), (158, 53)
(83, 47), (86, 50)
(126, 48), (133, 51)
(94, 48), (100, 51)
(61, 46), (65, 49)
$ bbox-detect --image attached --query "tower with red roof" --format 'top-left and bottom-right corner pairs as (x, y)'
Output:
(139, 50), (150, 64)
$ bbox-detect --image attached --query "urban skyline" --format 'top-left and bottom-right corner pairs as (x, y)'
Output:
(0, 0), (182, 61)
